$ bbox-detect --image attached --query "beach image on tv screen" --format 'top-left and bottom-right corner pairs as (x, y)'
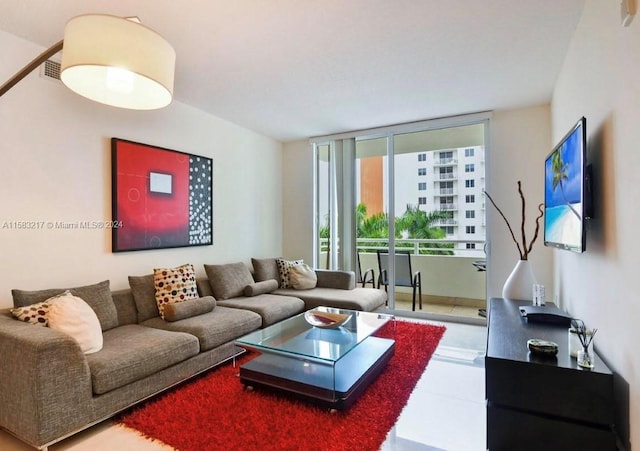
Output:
(545, 126), (583, 250)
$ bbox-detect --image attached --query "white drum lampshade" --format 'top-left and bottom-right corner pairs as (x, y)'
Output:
(60, 14), (175, 110)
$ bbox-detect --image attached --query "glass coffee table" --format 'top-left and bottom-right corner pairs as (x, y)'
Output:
(235, 306), (395, 410)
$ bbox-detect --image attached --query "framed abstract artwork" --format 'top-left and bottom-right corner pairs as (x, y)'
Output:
(111, 138), (213, 252)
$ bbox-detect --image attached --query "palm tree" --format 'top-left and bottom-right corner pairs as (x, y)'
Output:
(360, 212), (392, 239)
(551, 149), (581, 220)
(323, 203), (454, 255)
(356, 204), (392, 252)
(396, 205), (449, 239)
(395, 205), (454, 255)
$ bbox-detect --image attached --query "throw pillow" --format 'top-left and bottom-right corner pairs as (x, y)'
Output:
(244, 279), (279, 297)
(128, 274), (159, 323)
(9, 291), (66, 326)
(11, 280), (118, 331)
(204, 262), (254, 300)
(47, 292), (103, 354)
(289, 264), (318, 290)
(163, 296), (216, 322)
(251, 258), (281, 283)
(276, 258), (304, 288)
(154, 264), (199, 319)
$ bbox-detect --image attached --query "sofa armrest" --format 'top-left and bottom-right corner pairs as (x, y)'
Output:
(314, 270), (356, 290)
(0, 310), (93, 447)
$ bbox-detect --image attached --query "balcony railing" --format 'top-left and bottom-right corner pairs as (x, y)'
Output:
(320, 237), (485, 257)
(318, 237), (487, 303)
(434, 157), (457, 166)
(435, 218), (457, 225)
(437, 188), (455, 195)
(439, 203), (457, 210)
(438, 173), (457, 180)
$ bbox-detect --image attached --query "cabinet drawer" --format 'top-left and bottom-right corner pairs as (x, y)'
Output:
(487, 403), (616, 451)
(486, 356), (615, 425)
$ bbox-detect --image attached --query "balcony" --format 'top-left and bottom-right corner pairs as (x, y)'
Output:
(439, 203), (457, 210)
(319, 238), (487, 319)
(433, 157), (457, 166)
(435, 188), (456, 196)
(435, 218), (457, 225)
(438, 173), (457, 180)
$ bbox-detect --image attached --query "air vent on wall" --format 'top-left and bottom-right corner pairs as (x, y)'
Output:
(40, 59), (61, 82)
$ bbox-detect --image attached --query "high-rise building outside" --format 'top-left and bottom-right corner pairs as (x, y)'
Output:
(356, 146), (486, 256)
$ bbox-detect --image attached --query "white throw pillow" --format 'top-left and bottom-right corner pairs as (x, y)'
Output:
(289, 264), (318, 290)
(48, 293), (103, 354)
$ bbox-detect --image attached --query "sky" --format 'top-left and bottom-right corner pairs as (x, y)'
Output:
(544, 119), (584, 208)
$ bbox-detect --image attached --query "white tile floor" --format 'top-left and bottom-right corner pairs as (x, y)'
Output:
(382, 321), (487, 451)
(0, 321), (487, 451)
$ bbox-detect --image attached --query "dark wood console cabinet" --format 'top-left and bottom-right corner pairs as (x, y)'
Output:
(486, 298), (618, 450)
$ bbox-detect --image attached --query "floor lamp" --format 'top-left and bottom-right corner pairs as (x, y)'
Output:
(0, 14), (175, 110)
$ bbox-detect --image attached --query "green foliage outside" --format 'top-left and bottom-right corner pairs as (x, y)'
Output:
(320, 203), (455, 255)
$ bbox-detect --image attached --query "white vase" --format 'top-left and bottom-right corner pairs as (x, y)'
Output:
(502, 260), (537, 301)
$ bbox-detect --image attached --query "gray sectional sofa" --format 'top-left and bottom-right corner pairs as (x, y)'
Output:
(0, 259), (387, 450)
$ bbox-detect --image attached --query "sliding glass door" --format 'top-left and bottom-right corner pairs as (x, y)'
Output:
(314, 114), (489, 319)
(355, 136), (389, 293)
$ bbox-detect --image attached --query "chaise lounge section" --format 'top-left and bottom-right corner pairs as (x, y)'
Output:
(251, 257), (388, 311)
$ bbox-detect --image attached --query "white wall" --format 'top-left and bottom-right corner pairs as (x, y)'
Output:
(0, 30), (283, 305)
(552, 0), (639, 447)
(487, 105), (554, 300)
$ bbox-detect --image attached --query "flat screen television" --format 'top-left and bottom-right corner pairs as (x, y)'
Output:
(544, 116), (591, 253)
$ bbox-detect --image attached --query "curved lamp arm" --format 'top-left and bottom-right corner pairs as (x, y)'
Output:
(0, 40), (63, 97)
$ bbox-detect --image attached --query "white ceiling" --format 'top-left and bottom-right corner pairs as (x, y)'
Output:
(0, 0), (585, 142)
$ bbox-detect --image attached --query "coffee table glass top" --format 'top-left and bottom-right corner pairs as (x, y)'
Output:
(236, 306), (394, 363)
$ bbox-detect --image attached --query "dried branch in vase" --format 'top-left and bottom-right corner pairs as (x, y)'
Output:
(484, 181), (544, 260)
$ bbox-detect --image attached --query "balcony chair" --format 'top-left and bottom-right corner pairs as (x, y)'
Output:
(376, 250), (422, 311)
(356, 253), (375, 288)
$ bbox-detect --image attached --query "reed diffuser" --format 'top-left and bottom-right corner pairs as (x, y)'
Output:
(570, 319), (597, 369)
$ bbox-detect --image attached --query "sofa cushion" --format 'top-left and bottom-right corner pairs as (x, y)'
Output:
(273, 287), (387, 312)
(86, 324), (199, 395)
(276, 258), (304, 288)
(244, 279), (279, 297)
(163, 296), (216, 322)
(217, 294), (305, 327)
(48, 292), (103, 354)
(154, 264), (199, 319)
(196, 278), (214, 297)
(111, 289), (139, 326)
(289, 264), (318, 290)
(142, 306), (262, 352)
(315, 270), (356, 290)
(251, 257), (280, 283)
(128, 274), (158, 323)
(204, 262), (254, 300)
(11, 280), (118, 331)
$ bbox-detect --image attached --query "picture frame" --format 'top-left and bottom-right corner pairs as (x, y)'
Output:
(111, 138), (213, 252)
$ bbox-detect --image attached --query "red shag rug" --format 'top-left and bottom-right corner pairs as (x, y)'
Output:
(119, 320), (445, 451)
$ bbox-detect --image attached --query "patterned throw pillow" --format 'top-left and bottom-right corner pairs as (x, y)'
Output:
(276, 258), (304, 289)
(154, 264), (199, 319)
(9, 291), (68, 326)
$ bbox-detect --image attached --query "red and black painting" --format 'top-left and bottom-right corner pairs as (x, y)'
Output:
(111, 138), (212, 252)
